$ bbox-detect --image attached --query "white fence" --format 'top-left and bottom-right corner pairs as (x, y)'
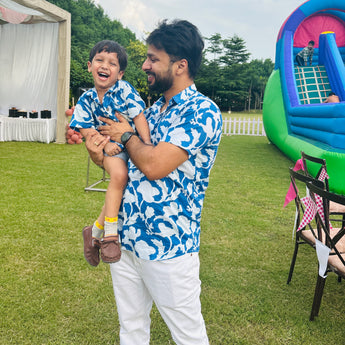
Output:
(222, 117), (266, 136)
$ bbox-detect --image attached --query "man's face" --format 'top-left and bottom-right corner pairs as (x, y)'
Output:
(308, 43), (314, 50)
(142, 44), (175, 93)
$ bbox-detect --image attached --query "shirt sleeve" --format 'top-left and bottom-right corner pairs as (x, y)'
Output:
(69, 96), (97, 132)
(163, 99), (222, 156)
(118, 81), (146, 120)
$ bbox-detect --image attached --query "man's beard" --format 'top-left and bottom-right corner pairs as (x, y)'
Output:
(147, 70), (173, 93)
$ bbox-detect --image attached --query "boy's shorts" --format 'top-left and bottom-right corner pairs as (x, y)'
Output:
(104, 150), (128, 162)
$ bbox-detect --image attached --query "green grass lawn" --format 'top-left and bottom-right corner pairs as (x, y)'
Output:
(1, 136), (345, 344)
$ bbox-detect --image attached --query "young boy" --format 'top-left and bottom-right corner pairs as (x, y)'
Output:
(69, 40), (150, 266)
(295, 40), (315, 66)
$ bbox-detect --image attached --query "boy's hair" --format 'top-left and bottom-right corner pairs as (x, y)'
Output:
(146, 19), (204, 79)
(308, 40), (315, 46)
(89, 40), (128, 71)
(328, 92), (336, 96)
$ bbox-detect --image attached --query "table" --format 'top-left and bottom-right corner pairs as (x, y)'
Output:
(0, 116), (56, 143)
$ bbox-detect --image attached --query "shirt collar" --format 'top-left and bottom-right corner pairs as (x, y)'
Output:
(156, 83), (197, 109)
(90, 81), (120, 102)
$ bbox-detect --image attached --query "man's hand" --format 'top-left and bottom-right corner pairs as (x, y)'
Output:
(99, 113), (134, 143)
(85, 131), (109, 167)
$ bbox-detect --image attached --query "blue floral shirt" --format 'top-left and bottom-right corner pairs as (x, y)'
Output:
(69, 80), (145, 143)
(120, 84), (222, 261)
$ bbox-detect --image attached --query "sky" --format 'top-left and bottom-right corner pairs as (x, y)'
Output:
(95, 0), (305, 61)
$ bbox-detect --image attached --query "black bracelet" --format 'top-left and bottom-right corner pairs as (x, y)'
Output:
(121, 131), (137, 146)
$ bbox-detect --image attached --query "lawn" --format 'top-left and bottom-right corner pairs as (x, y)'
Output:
(1, 136), (344, 344)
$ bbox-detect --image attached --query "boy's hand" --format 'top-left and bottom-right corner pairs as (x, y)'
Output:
(104, 142), (122, 156)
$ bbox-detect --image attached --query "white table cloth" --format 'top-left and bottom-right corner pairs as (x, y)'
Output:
(0, 116), (56, 143)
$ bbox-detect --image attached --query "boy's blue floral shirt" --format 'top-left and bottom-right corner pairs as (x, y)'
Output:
(69, 80), (145, 143)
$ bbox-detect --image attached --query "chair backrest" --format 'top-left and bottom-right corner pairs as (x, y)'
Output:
(307, 181), (345, 277)
(301, 151), (329, 190)
(289, 167), (325, 190)
(289, 168), (325, 237)
(289, 168), (325, 203)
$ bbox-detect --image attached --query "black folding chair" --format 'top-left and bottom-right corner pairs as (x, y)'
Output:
(301, 151), (345, 218)
(286, 168), (325, 284)
(306, 181), (345, 320)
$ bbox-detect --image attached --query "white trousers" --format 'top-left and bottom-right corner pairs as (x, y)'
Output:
(110, 250), (209, 345)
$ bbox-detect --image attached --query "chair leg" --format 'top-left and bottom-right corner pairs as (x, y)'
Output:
(287, 242), (299, 284)
(310, 274), (326, 321)
(86, 155), (91, 188)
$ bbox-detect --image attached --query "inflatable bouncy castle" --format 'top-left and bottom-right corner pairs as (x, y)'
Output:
(263, 0), (345, 194)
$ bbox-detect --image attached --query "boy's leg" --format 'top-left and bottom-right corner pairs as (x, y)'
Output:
(101, 155), (128, 263)
(110, 250), (153, 345)
(93, 204), (105, 238)
(296, 55), (304, 66)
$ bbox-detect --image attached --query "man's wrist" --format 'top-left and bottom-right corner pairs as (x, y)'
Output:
(121, 131), (137, 147)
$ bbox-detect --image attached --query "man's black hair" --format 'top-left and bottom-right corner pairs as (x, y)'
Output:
(146, 19), (204, 79)
(89, 40), (127, 71)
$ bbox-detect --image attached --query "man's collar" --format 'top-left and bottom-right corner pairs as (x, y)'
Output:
(158, 84), (197, 108)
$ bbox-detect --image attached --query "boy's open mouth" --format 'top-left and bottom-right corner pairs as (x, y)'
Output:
(98, 72), (109, 80)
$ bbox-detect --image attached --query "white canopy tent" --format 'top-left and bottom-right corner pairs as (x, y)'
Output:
(0, 0), (70, 143)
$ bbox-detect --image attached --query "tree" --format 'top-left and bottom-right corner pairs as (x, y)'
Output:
(47, 1), (274, 111)
(220, 35), (250, 66)
(124, 40), (150, 103)
(47, 0), (137, 100)
(197, 32), (273, 111)
(244, 59), (274, 111)
(206, 33), (223, 61)
(200, 34), (251, 110)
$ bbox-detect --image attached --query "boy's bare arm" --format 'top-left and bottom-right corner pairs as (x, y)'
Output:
(133, 112), (151, 145)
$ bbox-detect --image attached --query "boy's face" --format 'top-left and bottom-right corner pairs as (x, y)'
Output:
(88, 51), (124, 93)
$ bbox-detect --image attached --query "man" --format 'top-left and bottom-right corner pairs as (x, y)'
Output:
(86, 19), (222, 345)
(295, 40), (315, 66)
